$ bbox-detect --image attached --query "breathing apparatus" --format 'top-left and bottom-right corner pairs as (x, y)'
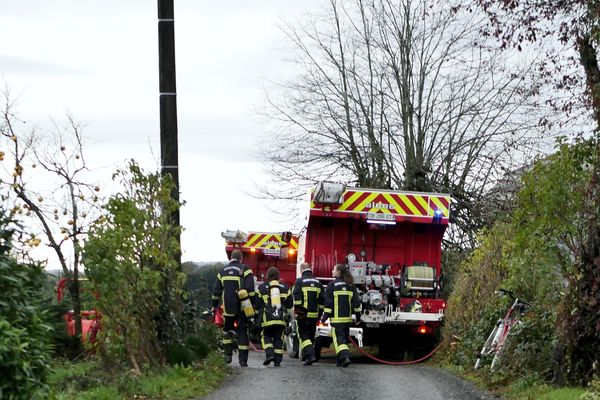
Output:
(238, 289), (255, 318)
(269, 280), (282, 309)
(269, 280), (283, 318)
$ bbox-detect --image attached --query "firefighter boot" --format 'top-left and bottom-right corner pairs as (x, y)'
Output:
(341, 356), (351, 368)
(302, 344), (316, 365)
(263, 347), (275, 365)
(303, 353), (317, 366)
(223, 337), (234, 364)
(274, 353), (283, 367)
(239, 349), (249, 367)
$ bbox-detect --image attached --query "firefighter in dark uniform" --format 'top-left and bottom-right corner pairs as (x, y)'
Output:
(212, 249), (256, 367)
(321, 263), (361, 367)
(293, 262), (324, 366)
(256, 267), (293, 367)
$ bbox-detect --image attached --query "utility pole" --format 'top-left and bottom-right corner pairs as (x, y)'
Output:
(157, 0), (181, 267)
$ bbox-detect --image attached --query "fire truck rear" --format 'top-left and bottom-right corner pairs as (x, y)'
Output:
(299, 182), (451, 357)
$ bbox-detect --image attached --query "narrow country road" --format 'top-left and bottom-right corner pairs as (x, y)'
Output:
(200, 350), (499, 400)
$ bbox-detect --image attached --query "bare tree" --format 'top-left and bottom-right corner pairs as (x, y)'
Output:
(0, 89), (102, 340)
(259, 0), (558, 248)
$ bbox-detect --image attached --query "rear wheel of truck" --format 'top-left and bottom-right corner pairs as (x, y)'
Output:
(377, 326), (406, 359)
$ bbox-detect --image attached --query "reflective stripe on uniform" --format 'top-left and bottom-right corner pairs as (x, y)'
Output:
(274, 349), (284, 354)
(238, 345), (249, 350)
(333, 291), (352, 321)
(302, 286), (322, 318)
(262, 319), (286, 327)
(300, 339), (312, 351)
(330, 316), (352, 323)
(243, 269), (252, 277)
(221, 276), (241, 283)
(261, 334), (273, 349)
(331, 329), (348, 354)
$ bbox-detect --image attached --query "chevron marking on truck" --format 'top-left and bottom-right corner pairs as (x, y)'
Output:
(229, 232), (299, 250)
(430, 196), (450, 218)
(310, 188), (451, 221)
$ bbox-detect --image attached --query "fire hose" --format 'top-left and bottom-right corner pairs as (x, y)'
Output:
(249, 335), (440, 364)
(348, 335), (442, 365)
(249, 338), (335, 355)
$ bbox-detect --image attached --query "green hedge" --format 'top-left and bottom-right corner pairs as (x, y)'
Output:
(0, 219), (54, 399)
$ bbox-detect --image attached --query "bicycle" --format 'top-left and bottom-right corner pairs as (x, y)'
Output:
(474, 288), (529, 371)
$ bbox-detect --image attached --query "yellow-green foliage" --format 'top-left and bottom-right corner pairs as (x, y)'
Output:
(84, 160), (185, 369)
(441, 222), (511, 367)
(580, 379), (600, 400)
(442, 140), (594, 383)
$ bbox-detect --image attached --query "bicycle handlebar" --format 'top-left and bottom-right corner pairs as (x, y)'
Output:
(496, 288), (530, 310)
(496, 288), (515, 298)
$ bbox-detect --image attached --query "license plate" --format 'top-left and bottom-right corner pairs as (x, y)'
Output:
(366, 212), (395, 221)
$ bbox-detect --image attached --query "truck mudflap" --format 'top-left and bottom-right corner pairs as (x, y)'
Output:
(315, 323), (364, 347)
(360, 310), (444, 325)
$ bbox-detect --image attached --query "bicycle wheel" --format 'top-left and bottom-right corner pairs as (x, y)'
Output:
(490, 349), (502, 372)
(474, 323), (500, 370)
(490, 323), (513, 371)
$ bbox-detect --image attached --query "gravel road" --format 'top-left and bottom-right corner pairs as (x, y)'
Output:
(200, 350), (500, 400)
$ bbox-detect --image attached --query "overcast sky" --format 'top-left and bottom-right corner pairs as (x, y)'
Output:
(0, 1), (320, 263)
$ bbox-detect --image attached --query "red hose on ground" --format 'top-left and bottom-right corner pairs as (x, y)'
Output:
(348, 336), (442, 365)
(250, 341), (263, 352)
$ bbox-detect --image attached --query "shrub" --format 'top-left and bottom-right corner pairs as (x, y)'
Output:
(165, 343), (197, 366)
(197, 321), (222, 350)
(84, 160), (185, 371)
(185, 335), (210, 360)
(580, 379), (600, 400)
(0, 216), (54, 399)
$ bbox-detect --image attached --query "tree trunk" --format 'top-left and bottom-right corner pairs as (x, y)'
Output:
(69, 272), (83, 340)
(578, 35), (600, 130)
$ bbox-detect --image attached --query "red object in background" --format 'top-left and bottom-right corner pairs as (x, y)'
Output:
(212, 306), (224, 327)
(57, 278), (101, 344)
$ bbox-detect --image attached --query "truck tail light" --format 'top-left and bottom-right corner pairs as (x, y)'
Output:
(250, 247), (256, 253)
(417, 325), (431, 335)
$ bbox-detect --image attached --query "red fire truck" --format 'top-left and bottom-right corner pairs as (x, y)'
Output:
(221, 230), (298, 286)
(299, 182), (451, 357)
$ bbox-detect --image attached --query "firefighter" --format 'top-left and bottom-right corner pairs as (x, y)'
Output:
(212, 249), (256, 367)
(321, 263), (361, 367)
(293, 262), (324, 366)
(256, 267), (293, 367)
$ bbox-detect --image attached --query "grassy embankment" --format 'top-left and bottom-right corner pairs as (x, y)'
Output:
(440, 364), (587, 400)
(48, 352), (228, 400)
